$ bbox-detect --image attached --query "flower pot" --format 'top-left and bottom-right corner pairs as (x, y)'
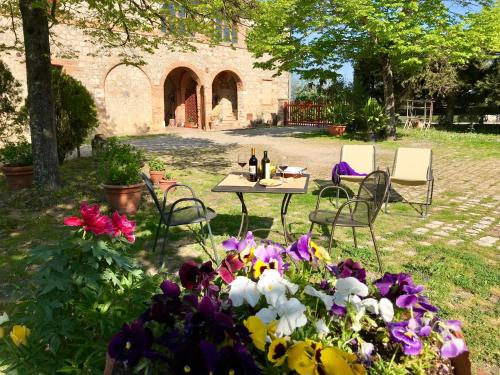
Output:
(149, 170), (164, 185)
(1, 165), (33, 191)
(103, 182), (145, 215)
(158, 179), (177, 193)
(328, 125), (346, 137)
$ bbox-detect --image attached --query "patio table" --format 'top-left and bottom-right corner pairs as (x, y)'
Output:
(211, 172), (310, 244)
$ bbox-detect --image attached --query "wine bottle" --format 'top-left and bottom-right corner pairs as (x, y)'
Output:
(248, 148), (258, 182)
(261, 151), (270, 180)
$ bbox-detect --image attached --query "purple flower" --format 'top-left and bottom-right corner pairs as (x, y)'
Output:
(374, 272), (415, 299)
(160, 280), (181, 298)
(108, 322), (153, 366)
(327, 258), (367, 284)
(223, 232), (255, 253)
(215, 344), (261, 375)
(441, 337), (468, 359)
(252, 242), (286, 276)
(388, 319), (423, 355)
(330, 304), (347, 317)
(394, 284), (438, 314)
(179, 260), (216, 290)
(286, 233), (312, 262)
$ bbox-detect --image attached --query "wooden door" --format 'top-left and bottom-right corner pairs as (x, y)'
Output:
(184, 89), (198, 127)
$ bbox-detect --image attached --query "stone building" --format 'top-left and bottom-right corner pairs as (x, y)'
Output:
(0, 22), (290, 136)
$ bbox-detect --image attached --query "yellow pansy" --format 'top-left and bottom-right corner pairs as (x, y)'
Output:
(10, 325), (30, 347)
(320, 347), (366, 375)
(310, 240), (330, 262)
(267, 337), (289, 366)
(240, 246), (254, 264)
(287, 340), (318, 375)
(267, 319), (278, 338)
(252, 259), (269, 278)
(244, 316), (267, 351)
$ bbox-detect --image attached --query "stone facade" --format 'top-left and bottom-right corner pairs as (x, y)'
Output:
(0, 23), (289, 136)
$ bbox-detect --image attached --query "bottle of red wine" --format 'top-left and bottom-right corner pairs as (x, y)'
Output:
(261, 151), (270, 180)
(248, 148), (258, 182)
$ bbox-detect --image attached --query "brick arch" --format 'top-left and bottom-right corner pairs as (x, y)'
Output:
(160, 62), (204, 88)
(103, 62), (152, 88)
(211, 70), (243, 124)
(103, 64), (153, 135)
(211, 68), (244, 91)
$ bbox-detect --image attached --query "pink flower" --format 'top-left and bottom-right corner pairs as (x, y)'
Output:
(64, 202), (113, 236)
(111, 211), (136, 243)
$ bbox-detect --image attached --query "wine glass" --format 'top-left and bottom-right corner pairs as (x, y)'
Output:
(237, 154), (247, 179)
(278, 155), (288, 181)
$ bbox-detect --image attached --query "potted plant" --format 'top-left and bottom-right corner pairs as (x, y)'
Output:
(0, 141), (33, 191)
(185, 115), (197, 128)
(158, 171), (177, 193)
(98, 138), (144, 215)
(326, 101), (353, 136)
(147, 158), (166, 185)
(363, 98), (388, 141)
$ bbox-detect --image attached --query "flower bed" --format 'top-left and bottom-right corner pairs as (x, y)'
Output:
(108, 232), (469, 374)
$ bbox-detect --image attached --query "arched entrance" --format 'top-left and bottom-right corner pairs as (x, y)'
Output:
(212, 71), (242, 127)
(164, 67), (201, 128)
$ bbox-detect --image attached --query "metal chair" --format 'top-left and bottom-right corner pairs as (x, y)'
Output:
(384, 148), (434, 217)
(309, 170), (390, 272)
(141, 173), (218, 266)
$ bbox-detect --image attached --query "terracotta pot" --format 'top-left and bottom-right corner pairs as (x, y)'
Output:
(158, 179), (177, 193)
(103, 182), (145, 215)
(149, 170), (164, 185)
(328, 125), (346, 137)
(1, 165), (33, 191)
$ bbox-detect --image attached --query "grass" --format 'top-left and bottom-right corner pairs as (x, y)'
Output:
(0, 127), (499, 373)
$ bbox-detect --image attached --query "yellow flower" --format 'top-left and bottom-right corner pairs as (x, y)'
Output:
(252, 259), (269, 279)
(310, 240), (330, 262)
(10, 325), (30, 347)
(287, 340), (318, 375)
(244, 316), (267, 351)
(267, 319), (278, 338)
(240, 246), (254, 264)
(320, 347), (366, 375)
(267, 337), (289, 366)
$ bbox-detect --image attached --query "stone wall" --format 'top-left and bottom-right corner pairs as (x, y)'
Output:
(0, 23), (290, 136)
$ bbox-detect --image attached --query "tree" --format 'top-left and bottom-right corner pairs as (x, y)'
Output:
(0, 59), (27, 140)
(247, 0), (499, 135)
(1, 0), (252, 189)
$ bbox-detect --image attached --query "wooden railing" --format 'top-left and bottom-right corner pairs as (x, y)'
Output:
(284, 101), (331, 127)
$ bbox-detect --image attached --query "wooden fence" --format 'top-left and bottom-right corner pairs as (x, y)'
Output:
(283, 101), (331, 127)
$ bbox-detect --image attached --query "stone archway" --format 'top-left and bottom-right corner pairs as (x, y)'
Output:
(163, 67), (201, 128)
(212, 71), (242, 127)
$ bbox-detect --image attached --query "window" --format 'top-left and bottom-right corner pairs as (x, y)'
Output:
(216, 21), (238, 44)
(161, 3), (187, 35)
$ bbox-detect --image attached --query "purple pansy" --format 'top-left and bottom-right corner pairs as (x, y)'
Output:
(252, 242), (286, 275)
(327, 258), (367, 284)
(438, 320), (468, 359)
(388, 318), (434, 356)
(286, 233), (312, 262)
(330, 304), (347, 317)
(108, 321), (153, 366)
(374, 272), (415, 299)
(179, 260), (216, 290)
(222, 231), (255, 253)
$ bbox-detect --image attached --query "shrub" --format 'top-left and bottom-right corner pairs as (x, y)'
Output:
(148, 158), (166, 171)
(0, 202), (161, 373)
(98, 138), (143, 185)
(363, 98), (388, 137)
(325, 101), (354, 125)
(52, 68), (99, 164)
(0, 60), (27, 141)
(0, 141), (33, 166)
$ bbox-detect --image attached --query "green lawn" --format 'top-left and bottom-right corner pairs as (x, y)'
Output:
(0, 128), (498, 373)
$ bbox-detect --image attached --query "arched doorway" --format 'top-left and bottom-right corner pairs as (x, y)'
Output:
(212, 71), (242, 127)
(164, 67), (201, 128)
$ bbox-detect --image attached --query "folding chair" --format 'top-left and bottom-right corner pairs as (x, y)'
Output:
(338, 144), (376, 183)
(141, 173), (218, 266)
(385, 148), (434, 217)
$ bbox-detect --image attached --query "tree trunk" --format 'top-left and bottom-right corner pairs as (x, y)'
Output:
(19, 0), (60, 189)
(445, 95), (456, 126)
(380, 54), (396, 136)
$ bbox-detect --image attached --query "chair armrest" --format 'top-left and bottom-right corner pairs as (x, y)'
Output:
(314, 185), (351, 210)
(331, 198), (372, 226)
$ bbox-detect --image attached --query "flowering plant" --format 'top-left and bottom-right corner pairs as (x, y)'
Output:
(0, 202), (161, 373)
(109, 232), (468, 374)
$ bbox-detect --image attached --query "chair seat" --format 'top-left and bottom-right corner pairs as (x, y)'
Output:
(309, 209), (367, 227)
(164, 205), (217, 226)
(340, 175), (368, 183)
(390, 177), (429, 186)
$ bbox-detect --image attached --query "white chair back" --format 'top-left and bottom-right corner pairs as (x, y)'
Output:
(340, 145), (376, 174)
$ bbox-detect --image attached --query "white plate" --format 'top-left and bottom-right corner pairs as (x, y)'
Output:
(283, 166), (305, 174)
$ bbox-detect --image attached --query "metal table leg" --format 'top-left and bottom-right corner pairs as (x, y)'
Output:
(281, 193), (294, 245)
(236, 192), (249, 239)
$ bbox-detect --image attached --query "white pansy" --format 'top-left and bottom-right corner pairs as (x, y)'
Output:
(0, 312), (8, 325)
(256, 307), (277, 325)
(275, 298), (307, 336)
(360, 342), (374, 361)
(360, 298), (379, 314)
(315, 319), (330, 337)
(257, 269), (298, 307)
(333, 277), (368, 307)
(378, 298), (394, 322)
(229, 276), (260, 307)
(351, 306), (366, 332)
(304, 285), (334, 310)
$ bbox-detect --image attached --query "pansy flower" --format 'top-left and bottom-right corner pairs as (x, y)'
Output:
(229, 276), (260, 307)
(244, 315), (278, 352)
(286, 232), (329, 263)
(374, 272), (415, 299)
(10, 325), (30, 347)
(64, 202), (113, 236)
(388, 318), (428, 356)
(256, 269), (298, 308)
(108, 322), (153, 366)
(179, 260), (216, 290)
(219, 253), (245, 284)
(223, 231), (256, 263)
(252, 243), (285, 278)
(268, 337), (289, 366)
(438, 320), (468, 359)
(327, 258), (367, 284)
